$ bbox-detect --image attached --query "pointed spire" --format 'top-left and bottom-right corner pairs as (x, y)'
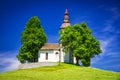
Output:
(65, 8), (68, 15)
(63, 8), (69, 23)
(60, 8), (70, 29)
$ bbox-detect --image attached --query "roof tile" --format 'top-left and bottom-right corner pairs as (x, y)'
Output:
(40, 43), (60, 50)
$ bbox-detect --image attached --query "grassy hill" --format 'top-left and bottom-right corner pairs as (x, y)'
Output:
(0, 63), (120, 80)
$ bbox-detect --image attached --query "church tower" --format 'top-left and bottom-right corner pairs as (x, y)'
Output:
(60, 8), (70, 29)
(60, 8), (74, 63)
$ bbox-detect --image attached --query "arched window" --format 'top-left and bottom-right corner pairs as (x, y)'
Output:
(55, 52), (59, 54)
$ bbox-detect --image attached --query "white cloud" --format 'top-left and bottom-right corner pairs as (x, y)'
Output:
(92, 6), (120, 68)
(108, 7), (120, 19)
(103, 23), (114, 32)
(91, 55), (102, 64)
(100, 36), (115, 53)
(100, 40), (109, 53)
(91, 36), (115, 65)
(98, 6), (120, 33)
(103, 7), (120, 33)
(106, 52), (120, 58)
(91, 40), (108, 65)
(0, 51), (20, 72)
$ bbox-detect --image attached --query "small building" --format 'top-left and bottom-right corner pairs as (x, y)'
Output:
(38, 43), (62, 62)
(38, 9), (75, 63)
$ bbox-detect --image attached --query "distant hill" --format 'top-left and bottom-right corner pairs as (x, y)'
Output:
(0, 63), (120, 80)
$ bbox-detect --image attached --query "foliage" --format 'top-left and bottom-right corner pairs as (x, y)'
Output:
(0, 63), (119, 80)
(59, 22), (102, 66)
(17, 16), (47, 63)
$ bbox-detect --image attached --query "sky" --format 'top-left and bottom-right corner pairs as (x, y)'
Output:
(0, 0), (120, 72)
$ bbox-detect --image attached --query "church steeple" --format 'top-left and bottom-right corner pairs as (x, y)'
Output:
(60, 8), (70, 29)
(63, 9), (69, 23)
(59, 8), (74, 64)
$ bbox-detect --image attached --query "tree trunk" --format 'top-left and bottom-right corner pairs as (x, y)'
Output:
(76, 57), (79, 65)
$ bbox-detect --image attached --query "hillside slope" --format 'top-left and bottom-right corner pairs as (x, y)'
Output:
(0, 63), (119, 80)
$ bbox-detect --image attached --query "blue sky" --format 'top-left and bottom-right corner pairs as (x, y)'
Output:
(0, 0), (120, 72)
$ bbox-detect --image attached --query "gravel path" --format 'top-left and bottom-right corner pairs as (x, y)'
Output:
(19, 62), (58, 69)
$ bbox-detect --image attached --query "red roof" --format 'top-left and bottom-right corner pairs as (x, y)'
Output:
(40, 43), (60, 50)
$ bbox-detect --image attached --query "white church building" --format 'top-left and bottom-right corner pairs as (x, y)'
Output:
(38, 9), (75, 63)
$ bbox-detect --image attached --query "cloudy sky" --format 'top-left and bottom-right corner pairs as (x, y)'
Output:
(0, 0), (120, 72)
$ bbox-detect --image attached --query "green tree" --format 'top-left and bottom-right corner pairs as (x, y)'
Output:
(17, 16), (47, 63)
(59, 22), (102, 66)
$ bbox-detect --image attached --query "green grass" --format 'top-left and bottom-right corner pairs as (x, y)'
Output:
(0, 63), (120, 80)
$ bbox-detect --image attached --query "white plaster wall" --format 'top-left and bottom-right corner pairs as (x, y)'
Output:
(60, 44), (69, 63)
(38, 49), (73, 63)
(64, 51), (69, 63)
(60, 51), (64, 62)
(38, 50), (60, 62)
(53, 50), (59, 62)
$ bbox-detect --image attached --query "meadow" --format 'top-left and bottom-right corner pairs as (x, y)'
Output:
(0, 63), (119, 80)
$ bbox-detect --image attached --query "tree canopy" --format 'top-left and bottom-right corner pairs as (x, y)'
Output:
(59, 22), (102, 66)
(17, 16), (47, 63)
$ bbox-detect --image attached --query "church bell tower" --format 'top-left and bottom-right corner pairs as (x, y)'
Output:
(60, 8), (70, 29)
(59, 8), (74, 64)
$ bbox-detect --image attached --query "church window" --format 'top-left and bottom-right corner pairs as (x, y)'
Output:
(55, 52), (59, 54)
(46, 53), (48, 60)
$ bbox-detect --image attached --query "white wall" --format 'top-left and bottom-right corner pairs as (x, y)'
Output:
(64, 51), (69, 63)
(38, 49), (75, 63)
(38, 50), (63, 62)
(60, 45), (69, 63)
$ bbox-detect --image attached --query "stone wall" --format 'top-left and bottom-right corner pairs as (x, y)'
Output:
(19, 62), (58, 69)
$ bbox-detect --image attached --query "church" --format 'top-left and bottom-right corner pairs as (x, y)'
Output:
(38, 9), (76, 63)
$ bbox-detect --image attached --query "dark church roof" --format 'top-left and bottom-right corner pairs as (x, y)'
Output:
(40, 43), (60, 50)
